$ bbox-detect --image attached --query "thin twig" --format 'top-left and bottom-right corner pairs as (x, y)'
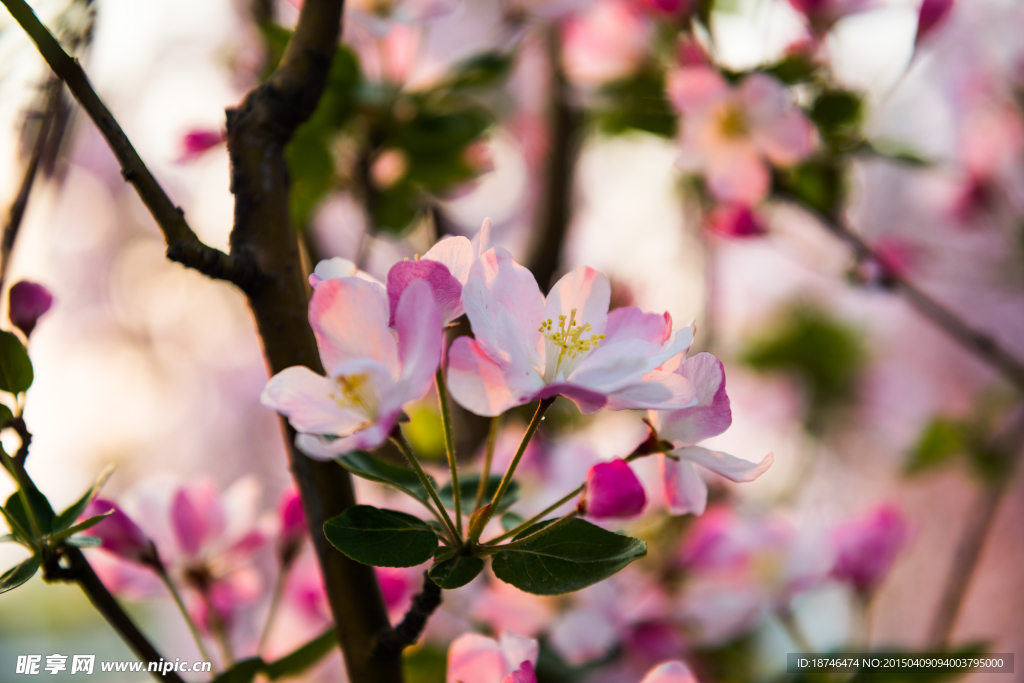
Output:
(374, 572), (443, 657)
(479, 509), (577, 555)
(487, 484), (583, 545)
(390, 430), (460, 544)
(435, 368), (461, 535)
(156, 565), (214, 666)
(0, 0), (254, 289)
(474, 416), (501, 511)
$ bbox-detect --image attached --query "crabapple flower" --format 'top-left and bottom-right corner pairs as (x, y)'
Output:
(581, 459), (647, 519)
(639, 661), (699, 683)
(447, 248), (696, 416)
(262, 277), (442, 457)
(81, 499), (158, 567)
(9, 280), (54, 337)
(831, 504), (909, 594)
(649, 353), (773, 515)
(447, 632), (539, 683)
(386, 218), (492, 325)
(561, 0), (652, 86)
(668, 68), (816, 204)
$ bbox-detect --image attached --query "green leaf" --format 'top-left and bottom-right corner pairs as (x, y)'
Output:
(439, 475), (520, 515)
(762, 53), (818, 84)
(446, 52), (513, 91)
(0, 506), (31, 545)
(0, 553), (40, 594)
(774, 158), (845, 217)
(0, 331), (33, 394)
(491, 518), (647, 595)
(428, 548), (484, 589)
(905, 419), (969, 475)
(500, 512), (524, 532)
(63, 535), (102, 548)
(210, 658), (264, 683)
(811, 90), (862, 131)
(52, 465), (114, 534)
(265, 628), (338, 680)
(5, 488), (55, 537)
(324, 505), (438, 568)
(336, 451), (437, 505)
(595, 69), (676, 139)
(46, 511), (113, 544)
(0, 403), (13, 426)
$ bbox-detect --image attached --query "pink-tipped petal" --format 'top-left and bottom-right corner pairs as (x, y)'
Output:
(82, 500), (154, 565)
(639, 661), (700, 683)
(603, 369), (696, 411)
(583, 459), (648, 519)
(172, 486), (216, 557)
(656, 353), (732, 445)
(915, 0), (953, 43)
(261, 366), (371, 435)
(447, 633), (513, 683)
(661, 456), (709, 516)
(678, 446), (774, 483)
(387, 258), (464, 325)
(394, 279), (444, 402)
(503, 661), (537, 683)
(309, 278), (399, 377)
(423, 236), (476, 284)
(543, 266), (611, 337)
(499, 633), (539, 675)
(447, 337), (544, 417)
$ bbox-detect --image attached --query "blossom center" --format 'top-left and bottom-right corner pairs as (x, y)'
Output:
(329, 373), (378, 418)
(538, 308), (605, 383)
(717, 104), (748, 139)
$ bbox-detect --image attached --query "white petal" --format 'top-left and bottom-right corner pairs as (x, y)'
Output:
(661, 455), (708, 516)
(679, 446), (774, 483)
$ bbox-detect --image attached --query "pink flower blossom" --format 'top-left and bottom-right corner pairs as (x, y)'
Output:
(561, 0), (652, 86)
(371, 148), (409, 188)
(581, 459), (647, 519)
(81, 499), (158, 567)
(667, 68), (816, 204)
(261, 276), (443, 458)
(638, 0), (690, 16)
(447, 632), (539, 683)
(788, 0), (873, 36)
(276, 488), (306, 564)
(447, 248), (696, 416)
(831, 504), (909, 594)
(916, 0), (954, 45)
(178, 129), (224, 162)
(639, 661), (699, 683)
(8, 280), (54, 337)
(648, 353), (773, 515)
(705, 204), (766, 238)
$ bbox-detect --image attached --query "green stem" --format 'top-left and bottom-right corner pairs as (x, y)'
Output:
(474, 416), (501, 512)
(390, 431), (460, 544)
(471, 398), (554, 542)
(486, 484), (583, 545)
(478, 510), (578, 556)
(156, 566), (214, 667)
(435, 368), (461, 535)
(0, 446), (42, 542)
(257, 558), (292, 655)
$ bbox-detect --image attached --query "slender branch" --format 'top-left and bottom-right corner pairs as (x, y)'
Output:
(0, 0), (254, 289)
(390, 431), (460, 544)
(474, 416), (501, 511)
(258, 559), (292, 654)
(435, 368), (461, 534)
(156, 565), (214, 666)
(797, 204), (1024, 393)
(61, 548), (187, 683)
(478, 509), (577, 555)
(487, 483), (583, 545)
(374, 572), (443, 657)
(471, 398), (554, 541)
(927, 408), (1024, 647)
(527, 26), (582, 290)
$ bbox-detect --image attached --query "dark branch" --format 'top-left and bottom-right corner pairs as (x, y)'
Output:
(0, 0), (253, 290)
(375, 572), (443, 657)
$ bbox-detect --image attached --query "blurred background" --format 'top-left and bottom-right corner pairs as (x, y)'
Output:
(0, 0), (1022, 680)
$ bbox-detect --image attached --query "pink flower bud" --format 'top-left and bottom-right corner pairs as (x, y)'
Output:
(706, 204), (766, 238)
(832, 504), (909, 594)
(9, 281), (54, 337)
(580, 459), (647, 520)
(178, 129), (225, 162)
(915, 0), (954, 45)
(277, 488), (306, 565)
(82, 499), (158, 567)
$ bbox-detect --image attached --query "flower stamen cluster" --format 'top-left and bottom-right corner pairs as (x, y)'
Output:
(539, 308), (606, 383)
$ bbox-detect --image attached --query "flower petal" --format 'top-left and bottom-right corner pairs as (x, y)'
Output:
(423, 235), (475, 284)
(704, 143), (770, 204)
(603, 369), (696, 411)
(639, 661), (699, 683)
(262, 366), (371, 435)
(535, 382), (608, 414)
(394, 278), (444, 403)
(678, 446), (774, 483)
(499, 632), (539, 673)
(309, 278), (399, 377)
(751, 110), (816, 167)
(661, 455), (708, 516)
(503, 661), (537, 683)
(543, 266), (610, 337)
(388, 258), (464, 324)
(295, 422), (392, 459)
(667, 66), (729, 114)
(447, 336), (545, 416)
(654, 352), (732, 445)
(583, 459), (647, 519)
(447, 633), (512, 683)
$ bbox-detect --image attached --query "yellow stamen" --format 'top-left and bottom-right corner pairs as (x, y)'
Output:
(538, 308), (605, 383)
(327, 373), (377, 417)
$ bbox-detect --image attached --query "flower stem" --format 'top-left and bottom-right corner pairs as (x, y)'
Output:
(478, 510), (578, 556)
(257, 557), (294, 655)
(435, 368), (461, 536)
(474, 416), (501, 512)
(391, 431), (460, 545)
(471, 398), (554, 542)
(486, 484), (583, 545)
(156, 566), (214, 667)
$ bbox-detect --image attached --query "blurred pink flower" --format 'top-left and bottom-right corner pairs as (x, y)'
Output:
(581, 459), (647, 519)
(561, 0), (652, 86)
(447, 248), (696, 416)
(788, 0), (873, 36)
(705, 203), (766, 238)
(649, 353), (773, 515)
(668, 68), (816, 204)
(639, 661), (699, 683)
(831, 504), (910, 594)
(81, 499), (158, 567)
(447, 632), (539, 683)
(9, 280), (54, 337)
(915, 0), (955, 45)
(276, 488), (306, 564)
(639, 0), (690, 16)
(261, 277), (443, 457)
(371, 148), (409, 189)
(177, 129), (224, 162)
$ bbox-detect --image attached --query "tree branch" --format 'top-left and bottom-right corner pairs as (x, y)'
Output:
(0, 0), (254, 290)
(374, 572), (443, 657)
